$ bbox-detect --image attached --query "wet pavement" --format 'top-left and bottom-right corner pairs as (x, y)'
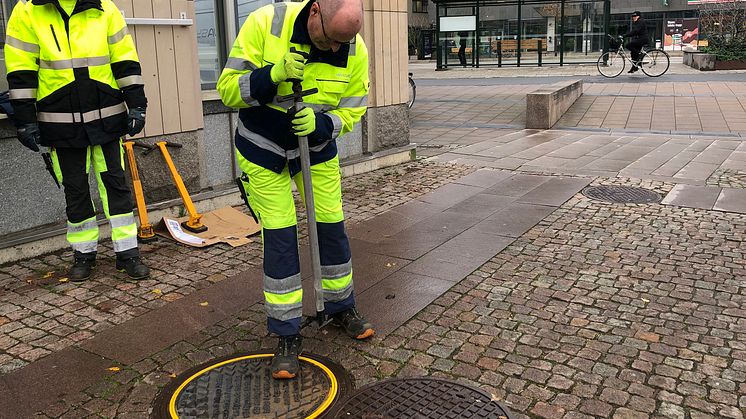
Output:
(1, 66), (746, 419)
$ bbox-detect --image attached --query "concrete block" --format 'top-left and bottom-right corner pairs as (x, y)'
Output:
(526, 80), (583, 129)
(683, 51), (716, 71)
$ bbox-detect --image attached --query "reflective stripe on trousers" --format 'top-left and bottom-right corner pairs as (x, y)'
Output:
(236, 152), (355, 335)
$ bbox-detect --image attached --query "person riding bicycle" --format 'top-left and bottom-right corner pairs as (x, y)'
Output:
(622, 11), (648, 74)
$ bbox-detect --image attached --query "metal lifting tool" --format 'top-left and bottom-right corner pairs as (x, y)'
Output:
(146, 141), (208, 233)
(123, 140), (157, 242)
(278, 48), (329, 328)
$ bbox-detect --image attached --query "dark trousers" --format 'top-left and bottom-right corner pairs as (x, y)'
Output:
(53, 141), (138, 258)
(458, 46), (467, 66)
(625, 39), (647, 64)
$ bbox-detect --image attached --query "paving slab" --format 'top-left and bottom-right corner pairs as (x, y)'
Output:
(713, 188), (746, 214)
(79, 267), (264, 364)
(452, 168), (512, 188)
(472, 202), (557, 238)
(661, 184), (722, 209)
(0, 347), (111, 419)
(484, 173), (552, 197)
(515, 177), (591, 207)
(354, 271), (453, 336)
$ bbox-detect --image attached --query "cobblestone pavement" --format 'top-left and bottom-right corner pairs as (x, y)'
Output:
(30, 175), (746, 419)
(0, 161), (473, 375)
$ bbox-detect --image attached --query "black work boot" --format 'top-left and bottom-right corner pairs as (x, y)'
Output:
(271, 334), (302, 379)
(69, 254), (96, 282)
(115, 256), (150, 280)
(331, 307), (375, 340)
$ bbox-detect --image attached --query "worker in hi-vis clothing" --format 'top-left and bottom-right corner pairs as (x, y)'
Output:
(6, 0), (150, 281)
(217, 0), (374, 379)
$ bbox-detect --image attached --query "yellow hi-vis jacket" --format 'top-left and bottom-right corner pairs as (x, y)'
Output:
(217, 0), (369, 174)
(4, 0), (147, 148)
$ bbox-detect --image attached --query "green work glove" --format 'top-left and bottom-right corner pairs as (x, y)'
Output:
(270, 50), (305, 83)
(290, 107), (316, 137)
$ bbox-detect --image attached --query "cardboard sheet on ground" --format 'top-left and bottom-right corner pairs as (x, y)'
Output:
(156, 206), (260, 247)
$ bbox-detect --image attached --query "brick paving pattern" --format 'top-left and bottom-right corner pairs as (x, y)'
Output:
(0, 161), (473, 375)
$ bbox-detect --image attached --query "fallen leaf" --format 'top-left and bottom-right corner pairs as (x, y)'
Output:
(199, 301), (209, 307)
(642, 298), (650, 303)
(42, 272), (54, 279)
(58, 278), (69, 283)
(169, 373), (177, 378)
(152, 289), (162, 295)
(108, 367), (121, 372)
(385, 263), (392, 267)
(26, 279), (32, 284)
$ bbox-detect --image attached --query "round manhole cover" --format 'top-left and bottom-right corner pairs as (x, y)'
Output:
(582, 185), (661, 204)
(153, 352), (352, 419)
(326, 377), (512, 419)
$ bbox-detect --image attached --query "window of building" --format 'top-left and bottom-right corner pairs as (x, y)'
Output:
(413, 0), (428, 14)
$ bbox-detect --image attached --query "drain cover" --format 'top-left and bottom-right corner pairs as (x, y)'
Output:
(582, 185), (661, 204)
(326, 377), (512, 419)
(153, 352), (351, 419)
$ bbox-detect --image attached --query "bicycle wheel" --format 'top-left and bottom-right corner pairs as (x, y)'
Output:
(640, 49), (670, 77)
(597, 52), (625, 78)
(407, 75), (416, 109)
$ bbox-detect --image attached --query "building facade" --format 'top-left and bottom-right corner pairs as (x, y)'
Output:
(0, 0), (411, 259)
(426, 0), (719, 68)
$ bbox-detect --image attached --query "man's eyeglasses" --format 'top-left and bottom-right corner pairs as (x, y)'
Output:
(317, 3), (350, 46)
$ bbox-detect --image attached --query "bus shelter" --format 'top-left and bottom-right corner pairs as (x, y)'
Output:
(434, 0), (612, 69)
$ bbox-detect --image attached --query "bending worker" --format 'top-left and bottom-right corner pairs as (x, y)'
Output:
(217, 0), (374, 379)
(6, 0), (150, 281)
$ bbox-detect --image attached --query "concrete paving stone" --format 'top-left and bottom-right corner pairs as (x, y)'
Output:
(582, 159), (633, 172)
(80, 267), (264, 364)
(516, 177), (592, 207)
(372, 212), (483, 260)
(674, 162), (719, 181)
(472, 202), (557, 238)
(713, 188), (746, 214)
(415, 182), (484, 209)
(484, 173), (552, 197)
(347, 201), (442, 243)
(452, 168), (512, 188)
(0, 347), (111, 418)
(604, 146), (656, 162)
(402, 230), (514, 282)
(355, 271), (453, 336)
(444, 193), (518, 218)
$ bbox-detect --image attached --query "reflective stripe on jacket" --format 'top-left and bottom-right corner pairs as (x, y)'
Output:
(217, 0), (369, 175)
(5, 0), (147, 147)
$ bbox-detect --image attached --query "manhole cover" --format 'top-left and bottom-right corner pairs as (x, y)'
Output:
(326, 377), (512, 419)
(153, 352), (352, 419)
(582, 185), (661, 204)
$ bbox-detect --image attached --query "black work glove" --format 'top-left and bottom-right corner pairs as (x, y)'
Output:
(17, 123), (41, 152)
(127, 107), (146, 136)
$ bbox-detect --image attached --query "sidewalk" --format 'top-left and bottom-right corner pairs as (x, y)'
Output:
(1, 67), (745, 419)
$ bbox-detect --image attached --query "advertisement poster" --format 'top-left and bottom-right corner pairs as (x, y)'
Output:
(664, 18), (699, 51)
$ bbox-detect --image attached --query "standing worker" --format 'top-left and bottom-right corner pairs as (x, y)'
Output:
(5, 0), (150, 281)
(623, 11), (648, 74)
(217, 0), (374, 379)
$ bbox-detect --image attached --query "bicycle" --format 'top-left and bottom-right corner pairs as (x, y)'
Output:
(597, 35), (670, 78)
(407, 72), (416, 109)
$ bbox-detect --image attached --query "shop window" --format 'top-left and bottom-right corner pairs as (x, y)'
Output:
(413, 0), (428, 14)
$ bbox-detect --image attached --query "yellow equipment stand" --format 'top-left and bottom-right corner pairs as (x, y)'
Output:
(155, 141), (207, 233)
(123, 141), (157, 242)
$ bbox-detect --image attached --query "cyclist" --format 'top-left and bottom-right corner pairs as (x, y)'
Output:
(623, 11), (648, 74)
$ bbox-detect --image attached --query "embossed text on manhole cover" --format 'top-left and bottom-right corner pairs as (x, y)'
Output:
(326, 377), (512, 419)
(153, 352), (351, 419)
(582, 185), (661, 204)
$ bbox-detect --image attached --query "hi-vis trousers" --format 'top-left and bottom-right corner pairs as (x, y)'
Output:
(50, 140), (138, 259)
(238, 153), (355, 336)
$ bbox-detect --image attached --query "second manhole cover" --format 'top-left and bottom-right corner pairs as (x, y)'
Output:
(582, 185), (661, 204)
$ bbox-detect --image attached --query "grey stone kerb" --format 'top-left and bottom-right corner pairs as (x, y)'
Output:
(526, 80), (583, 130)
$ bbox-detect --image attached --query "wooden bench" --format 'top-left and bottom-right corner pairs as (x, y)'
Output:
(491, 39), (546, 55)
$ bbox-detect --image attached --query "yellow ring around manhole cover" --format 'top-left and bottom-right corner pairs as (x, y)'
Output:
(168, 353), (338, 419)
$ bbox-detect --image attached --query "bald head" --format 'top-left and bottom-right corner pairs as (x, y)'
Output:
(321, 0), (363, 39)
(309, 0), (362, 51)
